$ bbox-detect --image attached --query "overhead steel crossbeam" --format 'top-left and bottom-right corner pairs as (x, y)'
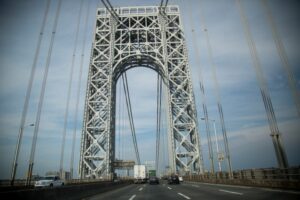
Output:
(79, 4), (203, 179)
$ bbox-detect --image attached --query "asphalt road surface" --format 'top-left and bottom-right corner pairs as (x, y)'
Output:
(83, 181), (300, 200)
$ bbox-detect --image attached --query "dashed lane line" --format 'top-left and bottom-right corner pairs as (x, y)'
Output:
(178, 193), (191, 199)
(139, 187), (143, 191)
(191, 184), (199, 188)
(129, 194), (136, 200)
(219, 189), (243, 195)
(167, 186), (172, 190)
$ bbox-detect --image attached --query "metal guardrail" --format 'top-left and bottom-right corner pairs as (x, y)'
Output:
(182, 167), (300, 190)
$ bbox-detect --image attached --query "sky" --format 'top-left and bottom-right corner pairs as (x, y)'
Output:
(0, 0), (299, 179)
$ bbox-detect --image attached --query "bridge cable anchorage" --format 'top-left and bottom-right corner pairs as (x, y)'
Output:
(186, 1), (215, 174)
(236, 0), (289, 168)
(26, 0), (63, 186)
(155, 74), (163, 172)
(197, 0), (233, 176)
(10, 0), (51, 186)
(70, 0), (91, 180)
(60, 0), (84, 179)
(122, 72), (141, 165)
(261, 0), (300, 117)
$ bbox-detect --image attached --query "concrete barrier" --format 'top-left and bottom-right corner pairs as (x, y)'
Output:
(183, 167), (300, 190)
(0, 180), (131, 200)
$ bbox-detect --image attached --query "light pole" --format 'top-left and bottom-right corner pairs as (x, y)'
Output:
(200, 118), (222, 172)
(11, 123), (34, 186)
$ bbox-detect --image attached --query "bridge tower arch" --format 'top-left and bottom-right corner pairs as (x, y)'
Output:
(79, 5), (204, 179)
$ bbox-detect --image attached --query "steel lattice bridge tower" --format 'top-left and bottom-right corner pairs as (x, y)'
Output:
(79, 5), (204, 179)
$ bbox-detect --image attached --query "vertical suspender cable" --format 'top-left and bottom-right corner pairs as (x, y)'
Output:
(70, 0), (91, 179)
(186, 1), (215, 174)
(198, 0), (233, 177)
(10, 0), (51, 186)
(60, 0), (84, 178)
(121, 77), (125, 160)
(26, 0), (63, 186)
(117, 78), (122, 159)
(261, 0), (300, 117)
(236, 0), (288, 168)
(122, 73), (141, 165)
(155, 74), (162, 171)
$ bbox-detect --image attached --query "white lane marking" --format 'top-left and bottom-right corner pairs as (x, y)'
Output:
(190, 182), (252, 189)
(178, 193), (191, 199)
(191, 184), (199, 188)
(219, 189), (243, 195)
(167, 186), (172, 190)
(261, 188), (300, 194)
(129, 194), (136, 200)
(139, 187), (143, 191)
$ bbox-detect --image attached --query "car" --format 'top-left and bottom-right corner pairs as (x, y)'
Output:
(179, 176), (183, 182)
(168, 175), (180, 184)
(149, 176), (159, 184)
(34, 175), (64, 187)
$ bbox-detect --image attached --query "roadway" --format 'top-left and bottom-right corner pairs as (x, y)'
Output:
(83, 181), (300, 200)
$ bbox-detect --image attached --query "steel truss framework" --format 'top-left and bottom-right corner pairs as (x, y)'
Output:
(79, 5), (204, 179)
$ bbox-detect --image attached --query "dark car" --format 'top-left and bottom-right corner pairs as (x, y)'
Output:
(149, 176), (159, 184)
(168, 175), (180, 184)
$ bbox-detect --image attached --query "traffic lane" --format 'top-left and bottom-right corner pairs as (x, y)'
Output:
(180, 181), (252, 200)
(181, 181), (300, 200)
(168, 183), (233, 200)
(133, 182), (179, 200)
(84, 181), (189, 200)
(84, 184), (140, 200)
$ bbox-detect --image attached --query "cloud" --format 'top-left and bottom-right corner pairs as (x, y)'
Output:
(0, 0), (299, 179)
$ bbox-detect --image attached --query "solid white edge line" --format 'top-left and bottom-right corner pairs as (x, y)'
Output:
(261, 188), (300, 194)
(192, 182), (252, 189)
(167, 186), (172, 190)
(178, 193), (191, 199)
(219, 189), (243, 195)
(129, 194), (136, 200)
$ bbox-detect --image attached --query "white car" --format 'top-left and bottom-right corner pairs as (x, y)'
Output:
(35, 175), (64, 187)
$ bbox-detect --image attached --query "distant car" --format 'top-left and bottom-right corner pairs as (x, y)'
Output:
(168, 175), (179, 184)
(178, 176), (183, 182)
(35, 175), (64, 187)
(149, 177), (159, 185)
